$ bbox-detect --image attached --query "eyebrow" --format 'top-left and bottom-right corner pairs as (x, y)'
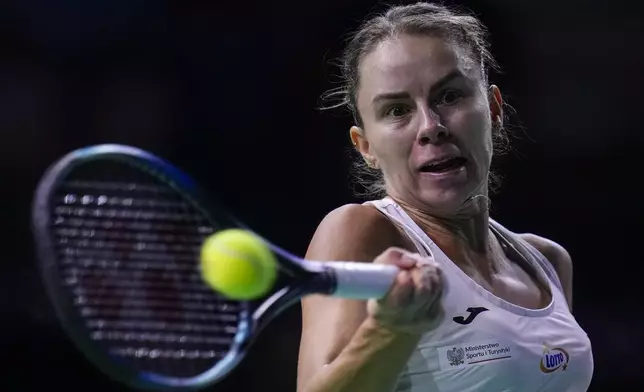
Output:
(371, 69), (464, 105)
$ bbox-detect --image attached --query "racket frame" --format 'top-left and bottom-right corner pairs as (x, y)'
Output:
(32, 144), (337, 390)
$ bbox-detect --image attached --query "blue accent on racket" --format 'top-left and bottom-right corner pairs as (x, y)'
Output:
(32, 144), (398, 390)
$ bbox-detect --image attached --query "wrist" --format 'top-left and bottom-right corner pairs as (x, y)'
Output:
(362, 316), (425, 342)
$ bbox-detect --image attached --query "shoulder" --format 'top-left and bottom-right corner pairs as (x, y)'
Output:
(314, 203), (393, 231)
(492, 220), (572, 272)
(305, 203), (409, 262)
(518, 233), (574, 309)
(518, 233), (572, 271)
(299, 204), (406, 389)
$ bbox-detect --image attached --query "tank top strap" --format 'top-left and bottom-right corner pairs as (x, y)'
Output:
(489, 219), (565, 295)
(367, 198), (566, 306)
(364, 198), (433, 258)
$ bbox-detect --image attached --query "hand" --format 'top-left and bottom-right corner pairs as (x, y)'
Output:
(366, 247), (443, 336)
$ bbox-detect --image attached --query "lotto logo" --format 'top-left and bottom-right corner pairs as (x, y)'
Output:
(539, 344), (570, 373)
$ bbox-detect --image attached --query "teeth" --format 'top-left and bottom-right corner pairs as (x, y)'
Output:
(421, 157), (465, 172)
(425, 157), (456, 167)
(432, 158), (452, 165)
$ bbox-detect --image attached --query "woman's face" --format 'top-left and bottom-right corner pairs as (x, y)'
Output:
(352, 33), (502, 215)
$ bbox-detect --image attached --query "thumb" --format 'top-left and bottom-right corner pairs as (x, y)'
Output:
(375, 247), (421, 270)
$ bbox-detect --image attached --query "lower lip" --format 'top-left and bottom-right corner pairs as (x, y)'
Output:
(419, 164), (467, 178)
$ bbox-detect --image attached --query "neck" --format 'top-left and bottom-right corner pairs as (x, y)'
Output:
(392, 194), (498, 271)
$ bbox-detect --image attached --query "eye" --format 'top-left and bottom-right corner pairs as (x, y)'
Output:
(384, 104), (411, 118)
(435, 89), (464, 106)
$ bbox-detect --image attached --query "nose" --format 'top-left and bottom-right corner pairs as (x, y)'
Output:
(416, 107), (449, 145)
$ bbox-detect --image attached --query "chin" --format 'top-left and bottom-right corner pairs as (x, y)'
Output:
(412, 162), (488, 213)
(416, 183), (487, 216)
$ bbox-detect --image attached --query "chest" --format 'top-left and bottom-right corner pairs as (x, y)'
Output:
(400, 233), (548, 311)
(411, 228), (554, 311)
(401, 325), (594, 392)
(463, 262), (552, 310)
(399, 282), (594, 392)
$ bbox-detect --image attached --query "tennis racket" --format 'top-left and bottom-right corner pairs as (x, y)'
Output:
(32, 144), (399, 390)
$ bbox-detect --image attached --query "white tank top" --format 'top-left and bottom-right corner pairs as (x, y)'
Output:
(367, 197), (594, 392)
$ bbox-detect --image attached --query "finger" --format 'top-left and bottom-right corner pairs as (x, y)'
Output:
(399, 252), (425, 270)
(394, 250), (435, 266)
(374, 247), (422, 270)
(380, 269), (414, 309)
(410, 264), (435, 300)
(414, 266), (442, 311)
(422, 266), (442, 298)
(426, 265), (443, 297)
(414, 255), (439, 268)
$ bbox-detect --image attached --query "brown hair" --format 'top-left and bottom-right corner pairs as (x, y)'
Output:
(321, 2), (510, 198)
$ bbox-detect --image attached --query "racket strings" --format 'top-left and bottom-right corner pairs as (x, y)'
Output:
(50, 163), (245, 378)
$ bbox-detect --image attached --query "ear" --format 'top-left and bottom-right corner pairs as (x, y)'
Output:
(488, 85), (503, 127)
(349, 126), (378, 168)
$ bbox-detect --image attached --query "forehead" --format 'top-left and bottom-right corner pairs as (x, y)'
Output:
(358, 34), (478, 100)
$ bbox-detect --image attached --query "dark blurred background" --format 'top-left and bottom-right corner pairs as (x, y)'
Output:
(2, 0), (642, 390)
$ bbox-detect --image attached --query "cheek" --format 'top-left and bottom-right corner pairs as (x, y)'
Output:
(370, 127), (414, 167)
(446, 105), (492, 155)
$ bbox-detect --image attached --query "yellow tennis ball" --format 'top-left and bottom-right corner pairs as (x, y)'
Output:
(200, 229), (277, 300)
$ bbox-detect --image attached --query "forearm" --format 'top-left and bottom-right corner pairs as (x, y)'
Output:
(301, 318), (421, 392)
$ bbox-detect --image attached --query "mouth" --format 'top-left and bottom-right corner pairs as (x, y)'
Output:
(419, 157), (468, 174)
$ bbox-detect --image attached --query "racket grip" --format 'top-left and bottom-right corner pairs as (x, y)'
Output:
(324, 262), (399, 299)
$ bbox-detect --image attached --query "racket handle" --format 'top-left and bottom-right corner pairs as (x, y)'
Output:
(323, 262), (399, 299)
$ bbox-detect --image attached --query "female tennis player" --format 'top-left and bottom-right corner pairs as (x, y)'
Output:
(297, 3), (594, 392)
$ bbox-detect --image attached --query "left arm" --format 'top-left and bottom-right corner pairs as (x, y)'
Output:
(519, 234), (574, 312)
